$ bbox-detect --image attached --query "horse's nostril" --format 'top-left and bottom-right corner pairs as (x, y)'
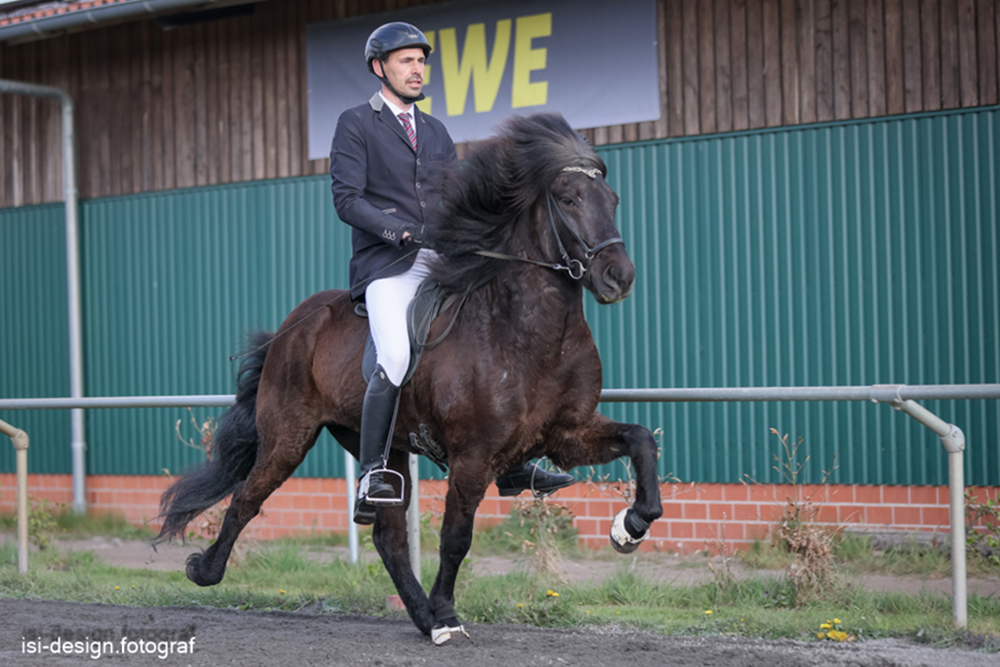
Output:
(604, 264), (622, 288)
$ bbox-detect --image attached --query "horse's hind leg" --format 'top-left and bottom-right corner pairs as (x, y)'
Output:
(547, 416), (664, 553)
(187, 422), (318, 587)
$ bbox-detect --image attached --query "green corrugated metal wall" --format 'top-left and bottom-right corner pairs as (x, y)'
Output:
(1, 107), (998, 485)
(591, 106), (999, 486)
(0, 202), (70, 474)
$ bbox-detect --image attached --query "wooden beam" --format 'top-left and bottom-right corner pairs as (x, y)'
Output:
(921, 0), (942, 110)
(884, 0), (905, 114)
(731, 0), (750, 131)
(747, 0), (766, 128)
(849, 0), (869, 118)
(866, 0), (887, 118)
(977, 0), (997, 105)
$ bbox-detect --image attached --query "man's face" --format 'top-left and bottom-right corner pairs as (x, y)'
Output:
(375, 47), (426, 103)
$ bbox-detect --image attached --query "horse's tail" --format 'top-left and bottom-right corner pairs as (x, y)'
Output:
(153, 330), (274, 544)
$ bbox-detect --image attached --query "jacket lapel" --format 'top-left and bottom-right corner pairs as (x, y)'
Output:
(371, 93), (417, 154)
(411, 106), (425, 157)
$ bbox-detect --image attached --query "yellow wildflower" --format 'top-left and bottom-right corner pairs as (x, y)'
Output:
(816, 632), (825, 639)
(833, 618), (842, 625)
(704, 610), (713, 615)
(820, 623), (832, 629)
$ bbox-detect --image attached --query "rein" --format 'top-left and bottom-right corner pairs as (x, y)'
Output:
(475, 166), (623, 281)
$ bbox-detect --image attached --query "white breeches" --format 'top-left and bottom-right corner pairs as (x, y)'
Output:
(364, 248), (438, 386)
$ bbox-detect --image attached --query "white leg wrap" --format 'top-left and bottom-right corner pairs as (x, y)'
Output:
(431, 623), (469, 646)
(610, 508), (649, 551)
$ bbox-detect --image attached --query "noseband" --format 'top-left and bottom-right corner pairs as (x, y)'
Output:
(476, 166), (624, 280)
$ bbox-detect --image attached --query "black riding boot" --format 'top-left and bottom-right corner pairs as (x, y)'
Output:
(354, 365), (403, 525)
(495, 461), (576, 497)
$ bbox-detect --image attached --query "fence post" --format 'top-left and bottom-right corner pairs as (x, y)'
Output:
(345, 450), (358, 564)
(0, 418), (30, 574)
(886, 399), (968, 629)
(408, 453), (421, 583)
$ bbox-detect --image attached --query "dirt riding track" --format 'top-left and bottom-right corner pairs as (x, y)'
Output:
(1, 598), (995, 667)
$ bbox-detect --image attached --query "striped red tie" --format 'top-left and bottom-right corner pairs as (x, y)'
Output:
(398, 112), (417, 151)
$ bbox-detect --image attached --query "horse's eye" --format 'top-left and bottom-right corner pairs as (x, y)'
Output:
(560, 197), (574, 207)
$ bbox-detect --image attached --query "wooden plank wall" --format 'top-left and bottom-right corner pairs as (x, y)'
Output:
(1, 0), (998, 208)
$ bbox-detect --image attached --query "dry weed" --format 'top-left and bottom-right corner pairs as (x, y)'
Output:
(515, 496), (575, 582)
(746, 429), (840, 599)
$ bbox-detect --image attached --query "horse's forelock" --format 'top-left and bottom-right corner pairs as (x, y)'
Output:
(503, 114), (605, 205)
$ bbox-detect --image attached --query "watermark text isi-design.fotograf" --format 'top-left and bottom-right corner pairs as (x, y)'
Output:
(21, 624), (196, 660)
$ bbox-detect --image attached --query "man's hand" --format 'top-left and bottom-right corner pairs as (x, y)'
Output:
(402, 224), (428, 246)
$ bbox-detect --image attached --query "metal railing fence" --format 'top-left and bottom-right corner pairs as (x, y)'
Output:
(3, 382), (999, 628)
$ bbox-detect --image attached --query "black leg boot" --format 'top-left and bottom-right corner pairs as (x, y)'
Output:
(354, 365), (403, 525)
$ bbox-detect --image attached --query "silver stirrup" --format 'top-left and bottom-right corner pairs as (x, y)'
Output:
(358, 467), (406, 506)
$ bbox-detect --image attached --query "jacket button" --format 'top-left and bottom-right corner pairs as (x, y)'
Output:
(416, 182), (421, 189)
(416, 159), (421, 165)
(420, 201), (426, 208)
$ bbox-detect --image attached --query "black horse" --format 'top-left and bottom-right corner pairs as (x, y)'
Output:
(155, 112), (663, 644)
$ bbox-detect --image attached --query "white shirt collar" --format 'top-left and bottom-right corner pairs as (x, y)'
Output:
(379, 91), (416, 132)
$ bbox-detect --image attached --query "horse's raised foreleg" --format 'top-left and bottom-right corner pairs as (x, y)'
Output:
(186, 423), (317, 587)
(548, 416), (664, 553)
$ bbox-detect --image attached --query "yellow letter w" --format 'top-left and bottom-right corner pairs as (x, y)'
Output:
(438, 20), (512, 116)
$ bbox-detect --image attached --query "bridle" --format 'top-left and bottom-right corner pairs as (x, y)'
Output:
(475, 166), (624, 280)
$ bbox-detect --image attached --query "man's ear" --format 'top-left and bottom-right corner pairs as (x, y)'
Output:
(372, 59), (384, 78)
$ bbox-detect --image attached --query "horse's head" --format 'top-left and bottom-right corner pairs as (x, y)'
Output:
(430, 112), (635, 304)
(547, 165), (635, 304)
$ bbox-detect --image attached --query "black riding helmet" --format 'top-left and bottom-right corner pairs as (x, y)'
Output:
(365, 22), (432, 103)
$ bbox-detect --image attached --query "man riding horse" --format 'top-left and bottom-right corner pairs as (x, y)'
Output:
(329, 21), (575, 524)
(155, 22), (663, 646)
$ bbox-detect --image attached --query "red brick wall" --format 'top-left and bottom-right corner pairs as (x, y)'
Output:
(2, 474), (996, 553)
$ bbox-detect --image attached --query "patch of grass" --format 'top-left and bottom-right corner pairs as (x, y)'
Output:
(741, 539), (795, 570)
(56, 511), (158, 540)
(0, 508), (158, 542)
(833, 535), (954, 577)
(470, 505), (579, 557)
(2, 538), (998, 650)
(742, 533), (987, 579)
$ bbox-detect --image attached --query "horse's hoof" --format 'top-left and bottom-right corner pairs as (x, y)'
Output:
(609, 508), (649, 554)
(185, 551), (223, 587)
(431, 622), (469, 646)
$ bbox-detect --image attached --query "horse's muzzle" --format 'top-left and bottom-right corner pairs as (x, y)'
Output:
(591, 249), (635, 304)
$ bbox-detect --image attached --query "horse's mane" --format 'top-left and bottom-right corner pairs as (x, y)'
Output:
(428, 112), (607, 295)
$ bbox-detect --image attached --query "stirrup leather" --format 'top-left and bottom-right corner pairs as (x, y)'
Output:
(357, 467), (406, 506)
